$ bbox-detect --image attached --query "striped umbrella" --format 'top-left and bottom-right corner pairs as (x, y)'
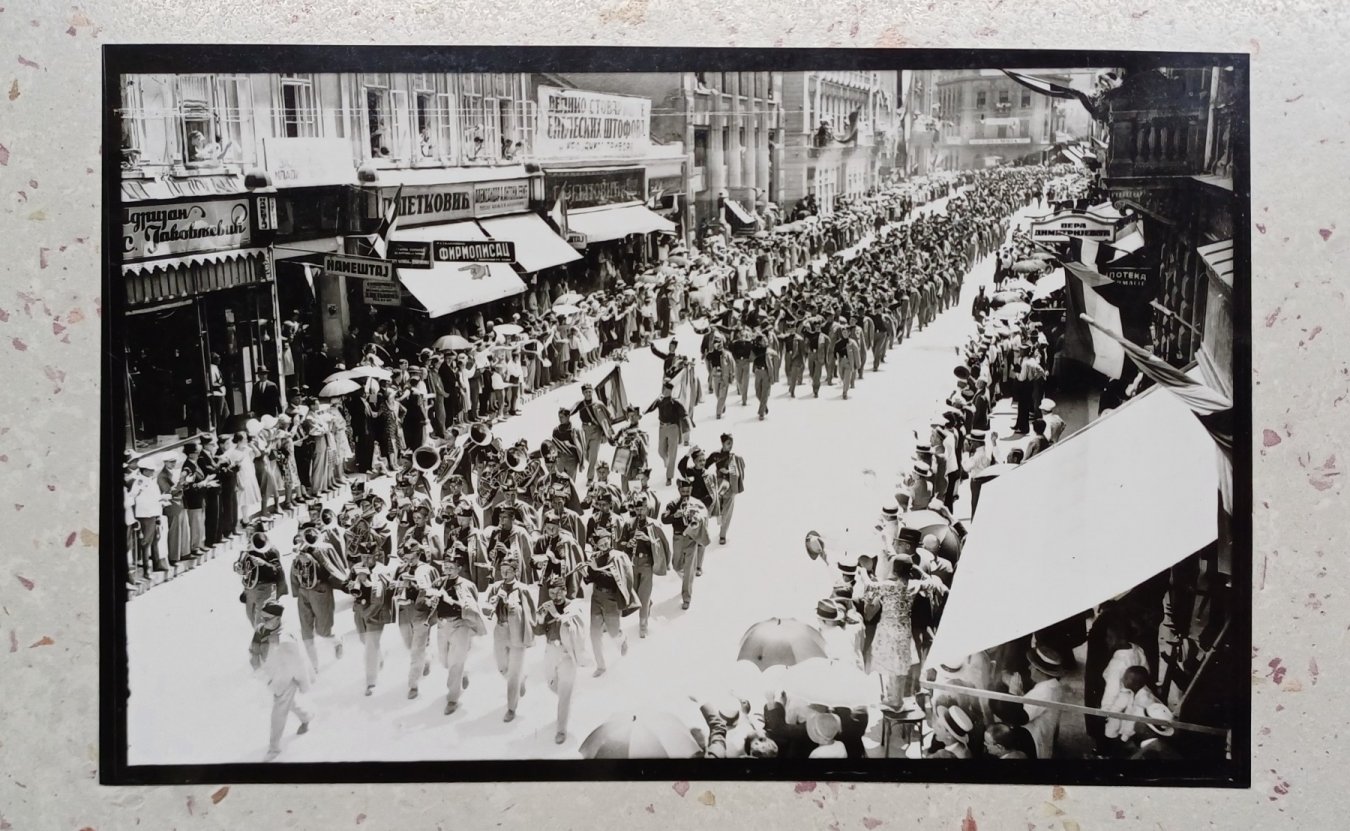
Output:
(579, 711), (700, 759)
(737, 617), (828, 670)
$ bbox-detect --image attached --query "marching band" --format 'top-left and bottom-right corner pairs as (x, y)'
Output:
(234, 420), (696, 755)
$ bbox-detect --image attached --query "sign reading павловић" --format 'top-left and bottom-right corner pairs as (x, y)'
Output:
(122, 199), (252, 259)
(535, 86), (651, 160)
(324, 254), (394, 281)
(433, 241), (516, 263)
(1031, 210), (1118, 242)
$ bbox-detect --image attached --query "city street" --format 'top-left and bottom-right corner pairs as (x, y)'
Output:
(123, 193), (1029, 764)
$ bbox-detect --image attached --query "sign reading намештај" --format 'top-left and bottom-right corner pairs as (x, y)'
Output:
(433, 241), (516, 263)
(323, 254), (394, 281)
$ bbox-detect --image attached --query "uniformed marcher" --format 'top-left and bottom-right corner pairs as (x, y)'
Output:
(582, 531), (637, 677)
(288, 523), (349, 669)
(393, 540), (439, 699)
(662, 478), (711, 610)
(616, 495), (671, 638)
(426, 555), (486, 715)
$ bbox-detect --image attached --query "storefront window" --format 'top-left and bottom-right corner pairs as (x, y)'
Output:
(126, 302), (211, 447)
(279, 73), (319, 138)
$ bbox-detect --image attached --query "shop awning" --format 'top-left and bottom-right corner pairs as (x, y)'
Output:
(123, 248), (270, 307)
(567, 203), (677, 243)
(399, 263), (526, 318)
(121, 246), (271, 277)
(926, 381), (1219, 668)
(723, 198), (758, 227)
(1057, 146), (1085, 166)
(477, 212), (581, 273)
(391, 221), (527, 317)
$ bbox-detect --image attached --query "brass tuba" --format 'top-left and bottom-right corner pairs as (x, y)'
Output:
(413, 444), (440, 473)
(505, 446), (530, 474)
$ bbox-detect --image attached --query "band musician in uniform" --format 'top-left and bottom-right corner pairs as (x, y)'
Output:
(425, 554), (486, 715)
(288, 523), (349, 670)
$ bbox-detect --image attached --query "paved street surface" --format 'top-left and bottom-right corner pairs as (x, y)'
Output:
(127, 194), (1044, 764)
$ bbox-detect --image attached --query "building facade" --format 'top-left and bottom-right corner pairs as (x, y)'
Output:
(901, 70), (942, 177)
(778, 71), (902, 216)
(933, 69), (1068, 170)
(119, 71), (673, 451)
(551, 71), (784, 243)
(1098, 64), (1242, 369)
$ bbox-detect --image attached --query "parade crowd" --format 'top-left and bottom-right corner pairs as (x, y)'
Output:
(123, 163), (1196, 763)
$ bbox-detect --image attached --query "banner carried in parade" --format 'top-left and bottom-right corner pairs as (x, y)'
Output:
(594, 364), (629, 439)
(535, 86), (651, 160)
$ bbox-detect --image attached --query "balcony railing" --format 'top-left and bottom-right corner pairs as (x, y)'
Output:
(1105, 107), (1207, 179)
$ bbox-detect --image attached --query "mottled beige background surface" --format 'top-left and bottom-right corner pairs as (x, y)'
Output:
(0, 0), (1340, 828)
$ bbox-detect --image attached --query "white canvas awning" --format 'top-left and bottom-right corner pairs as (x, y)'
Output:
(926, 383), (1219, 668)
(477, 212), (581, 273)
(568, 203), (677, 243)
(392, 221), (526, 317)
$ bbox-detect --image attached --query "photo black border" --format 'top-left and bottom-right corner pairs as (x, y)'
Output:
(100, 44), (1252, 788)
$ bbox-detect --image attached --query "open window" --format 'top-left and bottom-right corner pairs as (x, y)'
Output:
(362, 73), (402, 161)
(278, 73), (319, 138)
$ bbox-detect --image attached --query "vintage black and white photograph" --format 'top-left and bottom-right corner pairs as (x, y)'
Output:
(104, 48), (1249, 783)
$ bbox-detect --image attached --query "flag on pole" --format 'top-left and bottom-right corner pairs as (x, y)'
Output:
(1062, 259), (1125, 379)
(1081, 315), (1235, 513)
(299, 263), (320, 296)
(549, 186), (570, 237)
(366, 184), (403, 259)
(670, 361), (702, 419)
(1001, 70), (1103, 118)
(592, 364), (627, 441)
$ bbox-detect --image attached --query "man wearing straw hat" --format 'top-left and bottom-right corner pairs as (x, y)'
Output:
(925, 704), (975, 759)
(1023, 642), (1068, 758)
(129, 456), (168, 577)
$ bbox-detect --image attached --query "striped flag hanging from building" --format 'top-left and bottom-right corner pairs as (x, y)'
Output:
(1062, 261), (1125, 379)
(366, 184), (404, 259)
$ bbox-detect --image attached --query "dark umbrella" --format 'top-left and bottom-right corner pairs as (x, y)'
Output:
(737, 618), (828, 670)
(579, 711), (701, 759)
